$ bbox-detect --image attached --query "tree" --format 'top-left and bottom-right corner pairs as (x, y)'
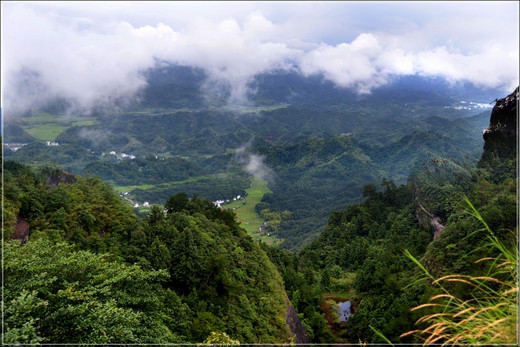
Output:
(362, 183), (378, 199)
(320, 268), (331, 292)
(200, 331), (240, 345)
(4, 237), (178, 343)
(165, 193), (189, 213)
(149, 237), (171, 270)
(147, 204), (165, 225)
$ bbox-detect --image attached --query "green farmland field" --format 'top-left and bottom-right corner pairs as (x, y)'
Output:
(21, 112), (98, 141)
(233, 178), (278, 245)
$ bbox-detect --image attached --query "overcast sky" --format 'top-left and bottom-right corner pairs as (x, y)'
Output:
(2, 1), (519, 113)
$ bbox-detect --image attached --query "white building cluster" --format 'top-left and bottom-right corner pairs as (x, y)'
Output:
(213, 194), (244, 208)
(103, 151), (136, 160)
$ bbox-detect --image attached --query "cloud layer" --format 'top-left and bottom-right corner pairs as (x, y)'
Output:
(2, 2), (518, 115)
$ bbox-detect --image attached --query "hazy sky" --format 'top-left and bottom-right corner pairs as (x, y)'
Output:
(2, 1), (519, 113)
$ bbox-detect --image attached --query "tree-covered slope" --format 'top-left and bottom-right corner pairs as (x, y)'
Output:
(265, 87), (517, 344)
(253, 118), (489, 250)
(4, 71), (494, 253)
(255, 135), (381, 249)
(3, 162), (292, 344)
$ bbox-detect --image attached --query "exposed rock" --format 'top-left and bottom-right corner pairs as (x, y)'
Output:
(285, 298), (310, 344)
(415, 199), (445, 239)
(480, 87), (518, 166)
(413, 187), (445, 238)
(9, 216), (30, 245)
(44, 170), (76, 188)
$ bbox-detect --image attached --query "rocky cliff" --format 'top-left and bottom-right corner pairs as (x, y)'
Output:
(479, 87), (518, 167)
(44, 170), (76, 188)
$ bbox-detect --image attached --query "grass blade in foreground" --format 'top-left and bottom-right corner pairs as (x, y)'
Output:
(401, 200), (518, 345)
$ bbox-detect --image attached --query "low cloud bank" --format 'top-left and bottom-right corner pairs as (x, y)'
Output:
(2, 3), (518, 116)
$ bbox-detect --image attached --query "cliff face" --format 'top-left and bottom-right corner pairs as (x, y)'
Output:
(44, 170), (76, 188)
(285, 299), (310, 344)
(479, 87), (518, 167)
(8, 216), (30, 245)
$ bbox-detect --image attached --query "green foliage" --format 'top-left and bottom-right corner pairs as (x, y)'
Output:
(4, 162), (138, 253)
(126, 195), (290, 343)
(4, 290), (45, 344)
(165, 192), (189, 213)
(83, 155), (203, 185)
(422, 177), (517, 277)
(200, 331), (240, 345)
(283, 130), (515, 344)
(5, 142), (98, 173)
(131, 173), (249, 204)
(6, 88), (490, 251)
(274, 151), (516, 344)
(3, 81), (514, 345)
(4, 238), (179, 343)
(3, 163), (292, 344)
(402, 202), (518, 344)
(253, 129), (480, 250)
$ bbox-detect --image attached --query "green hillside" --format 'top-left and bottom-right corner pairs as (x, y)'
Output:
(3, 162), (291, 344)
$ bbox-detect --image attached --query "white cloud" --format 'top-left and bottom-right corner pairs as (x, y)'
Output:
(1, 5), (153, 114)
(415, 44), (519, 90)
(1, 5), (299, 114)
(236, 146), (273, 180)
(168, 13), (299, 103)
(299, 34), (390, 94)
(1, 1), (518, 115)
(299, 33), (519, 94)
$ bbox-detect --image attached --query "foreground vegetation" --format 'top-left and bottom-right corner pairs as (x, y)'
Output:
(3, 162), (290, 343)
(402, 203), (518, 345)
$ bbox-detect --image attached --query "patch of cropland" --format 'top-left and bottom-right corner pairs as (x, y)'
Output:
(230, 178), (277, 245)
(8, 112), (98, 142)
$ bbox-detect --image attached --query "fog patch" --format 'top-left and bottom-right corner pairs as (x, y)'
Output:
(77, 127), (112, 147)
(236, 145), (273, 180)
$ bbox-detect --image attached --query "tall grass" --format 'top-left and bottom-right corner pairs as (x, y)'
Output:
(401, 198), (518, 345)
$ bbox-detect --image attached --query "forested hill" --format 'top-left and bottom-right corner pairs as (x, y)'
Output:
(253, 115), (489, 250)
(263, 87), (517, 344)
(3, 163), (293, 343)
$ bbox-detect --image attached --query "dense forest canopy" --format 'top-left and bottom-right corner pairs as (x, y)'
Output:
(3, 163), (292, 343)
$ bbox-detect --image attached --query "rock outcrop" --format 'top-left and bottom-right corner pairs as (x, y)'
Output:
(44, 170), (76, 188)
(9, 216), (30, 245)
(413, 185), (445, 239)
(285, 299), (310, 344)
(479, 87), (518, 166)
